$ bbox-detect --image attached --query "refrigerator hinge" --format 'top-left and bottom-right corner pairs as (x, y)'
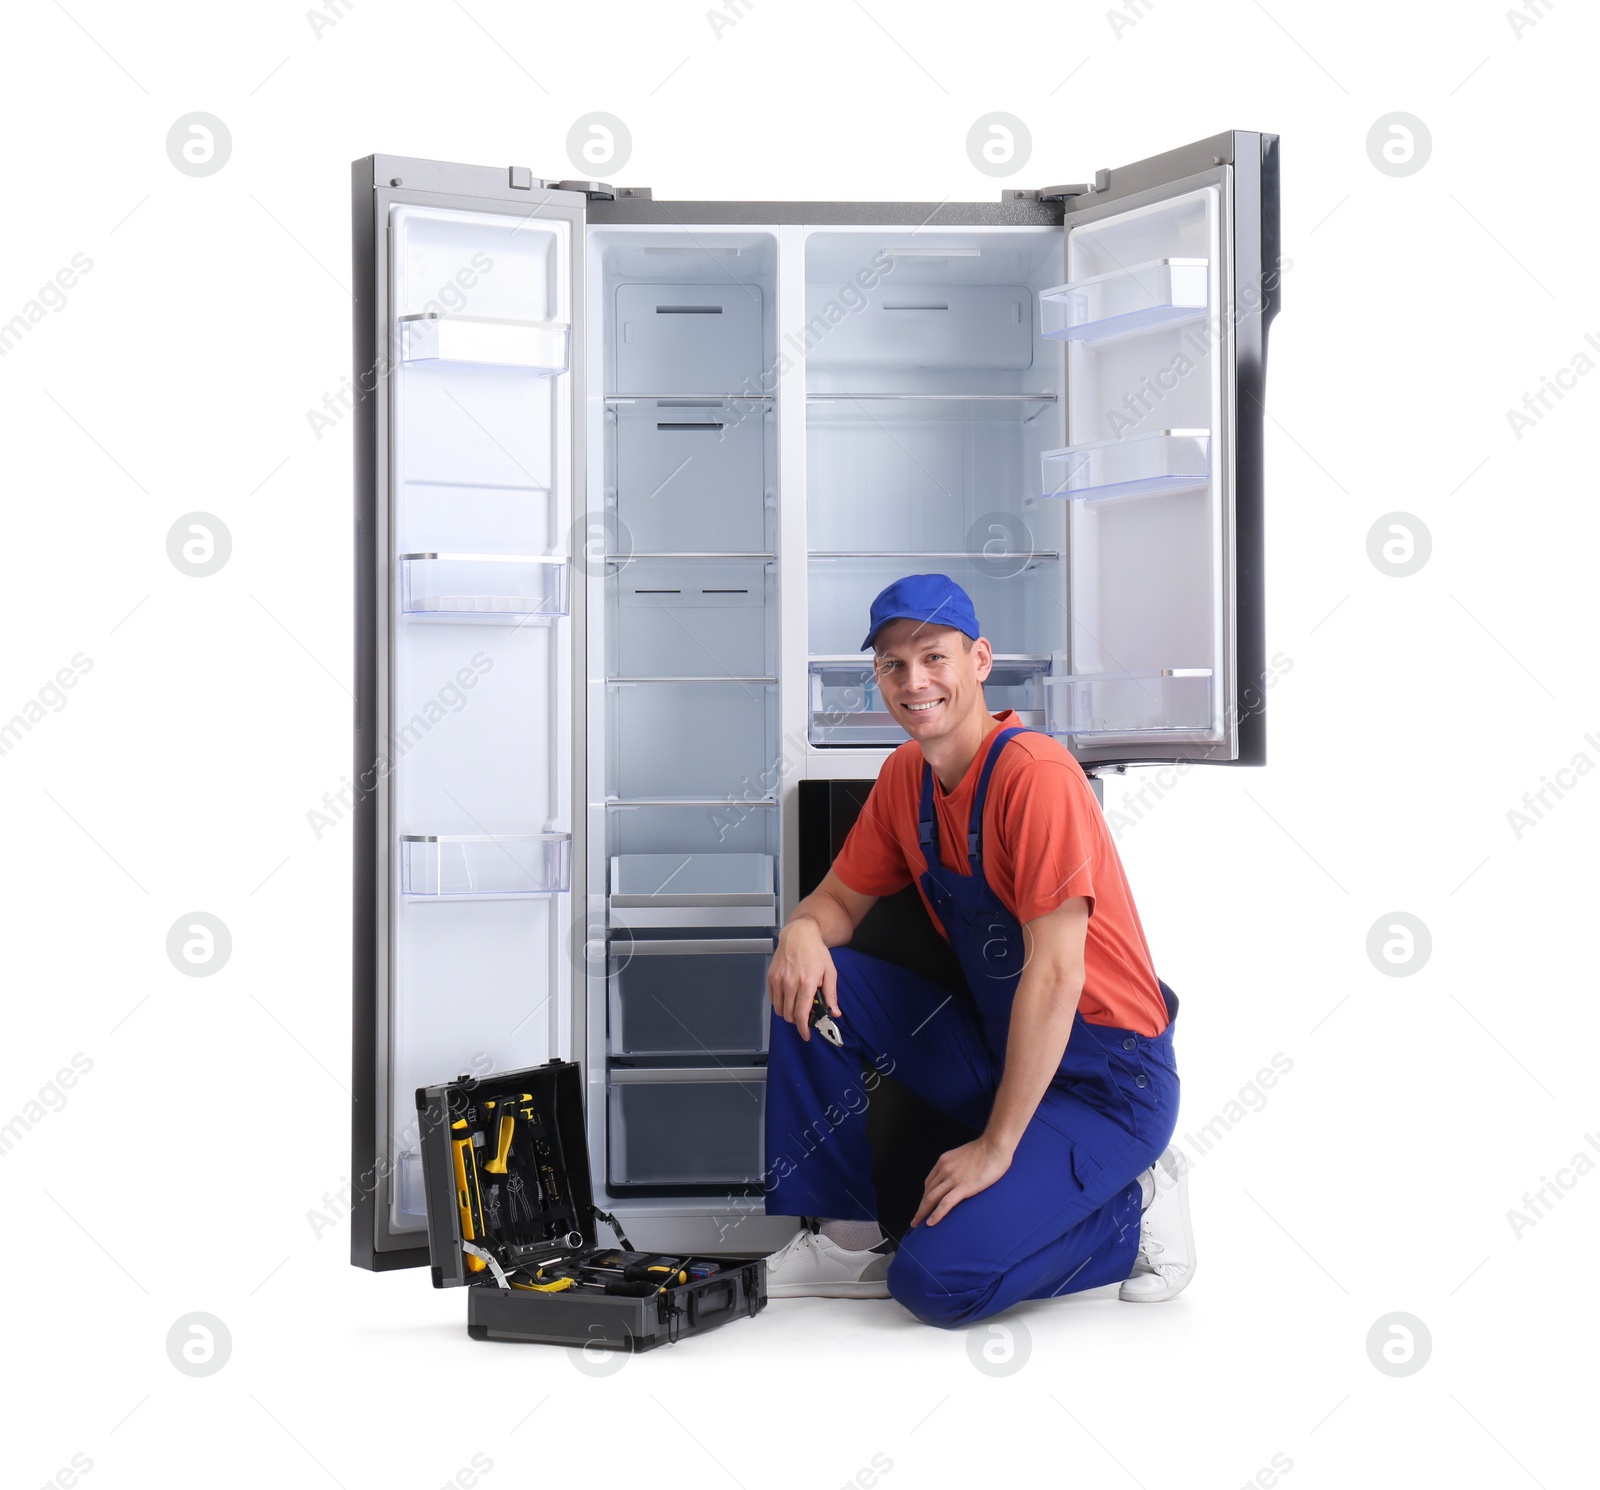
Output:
(1001, 182), (1091, 204)
(550, 179), (653, 202)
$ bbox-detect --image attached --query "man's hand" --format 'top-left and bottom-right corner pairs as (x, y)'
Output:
(911, 1136), (1014, 1227)
(767, 918), (840, 1043)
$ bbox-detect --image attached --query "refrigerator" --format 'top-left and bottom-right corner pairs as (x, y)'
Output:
(349, 129), (1281, 1271)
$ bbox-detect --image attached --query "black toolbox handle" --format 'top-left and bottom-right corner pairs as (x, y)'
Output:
(685, 1277), (737, 1329)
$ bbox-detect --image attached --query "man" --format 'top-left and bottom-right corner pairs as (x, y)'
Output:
(761, 574), (1193, 1327)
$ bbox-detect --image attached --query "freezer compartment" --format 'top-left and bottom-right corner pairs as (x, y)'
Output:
(808, 656), (1049, 747)
(606, 679), (778, 803)
(1041, 259), (1208, 343)
(613, 284), (765, 393)
(608, 852), (776, 929)
(1045, 670), (1213, 738)
(401, 833), (572, 897)
(605, 557), (775, 678)
(401, 554), (570, 619)
(608, 1068), (766, 1187)
(607, 937), (775, 1057)
(806, 396), (1060, 552)
(608, 399), (773, 555)
(808, 555), (1062, 658)
(399, 313), (569, 372)
(1041, 430), (1210, 503)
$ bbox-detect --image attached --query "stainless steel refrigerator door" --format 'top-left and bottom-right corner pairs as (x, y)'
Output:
(1047, 130), (1279, 768)
(352, 156), (586, 1270)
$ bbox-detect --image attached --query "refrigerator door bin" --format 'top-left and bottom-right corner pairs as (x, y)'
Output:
(607, 1068), (767, 1187)
(1040, 259), (1208, 343)
(401, 833), (572, 898)
(398, 313), (570, 372)
(1045, 669), (1213, 738)
(606, 557), (775, 678)
(607, 937), (775, 1057)
(1041, 430), (1210, 502)
(606, 680), (778, 802)
(400, 554), (570, 619)
(613, 284), (765, 394)
(808, 656), (1050, 746)
(609, 399), (772, 555)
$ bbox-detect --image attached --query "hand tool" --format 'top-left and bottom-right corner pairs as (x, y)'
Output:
(810, 989), (843, 1047)
(485, 1112), (515, 1175)
(451, 1118), (488, 1272)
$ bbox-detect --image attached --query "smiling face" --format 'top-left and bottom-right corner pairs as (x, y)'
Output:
(870, 618), (994, 746)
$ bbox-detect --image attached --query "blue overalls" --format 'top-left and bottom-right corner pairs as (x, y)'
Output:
(764, 726), (1181, 1327)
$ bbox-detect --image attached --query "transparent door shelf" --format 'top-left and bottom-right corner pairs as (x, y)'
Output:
(1041, 430), (1210, 502)
(398, 313), (570, 372)
(607, 938), (774, 1058)
(809, 656), (1049, 747)
(1040, 259), (1208, 343)
(1045, 670), (1213, 737)
(400, 554), (570, 619)
(400, 832), (572, 897)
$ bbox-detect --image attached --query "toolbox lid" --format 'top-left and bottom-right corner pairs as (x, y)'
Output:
(415, 1060), (597, 1290)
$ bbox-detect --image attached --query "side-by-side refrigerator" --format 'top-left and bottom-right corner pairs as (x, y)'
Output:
(351, 131), (1281, 1271)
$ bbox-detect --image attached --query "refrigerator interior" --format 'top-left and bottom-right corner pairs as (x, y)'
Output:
(384, 202), (575, 1235)
(586, 228), (785, 1221)
(802, 229), (1068, 747)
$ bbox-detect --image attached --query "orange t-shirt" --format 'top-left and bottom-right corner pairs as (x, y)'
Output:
(832, 710), (1169, 1037)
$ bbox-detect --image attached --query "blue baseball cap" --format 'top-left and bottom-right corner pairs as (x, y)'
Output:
(860, 573), (982, 652)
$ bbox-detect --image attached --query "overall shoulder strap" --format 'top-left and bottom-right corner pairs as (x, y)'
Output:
(968, 726), (1030, 861)
(917, 759), (939, 856)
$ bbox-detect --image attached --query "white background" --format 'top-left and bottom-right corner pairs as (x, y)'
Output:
(2, 1), (1594, 1487)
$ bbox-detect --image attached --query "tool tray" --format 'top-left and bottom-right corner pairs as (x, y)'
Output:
(417, 1060), (766, 1349)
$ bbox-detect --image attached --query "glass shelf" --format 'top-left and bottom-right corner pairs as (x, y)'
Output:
(1044, 669), (1213, 737)
(809, 655), (1050, 747)
(400, 833), (571, 897)
(1041, 430), (1210, 502)
(807, 393), (1057, 424)
(1040, 259), (1208, 343)
(399, 554), (569, 619)
(398, 313), (570, 372)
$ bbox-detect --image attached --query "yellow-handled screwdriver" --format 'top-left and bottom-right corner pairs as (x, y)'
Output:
(450, 1117), (487, 1272)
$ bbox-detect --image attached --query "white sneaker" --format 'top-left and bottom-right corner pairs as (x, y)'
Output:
(763, 1223), (893, 1299)
(1119, 1146), (1195, 1302)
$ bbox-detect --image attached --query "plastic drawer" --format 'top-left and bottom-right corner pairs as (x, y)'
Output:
(608, 938), (774, 1057)
(607, 1070), (766, 1186)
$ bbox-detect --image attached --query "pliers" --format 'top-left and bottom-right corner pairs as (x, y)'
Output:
(809, 989), (843, 1048)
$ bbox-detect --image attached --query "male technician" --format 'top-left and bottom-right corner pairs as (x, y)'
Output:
(761, 574), (1193, 1326)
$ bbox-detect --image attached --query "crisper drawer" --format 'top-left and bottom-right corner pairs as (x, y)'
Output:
(608, 938), (774, 1057)
(608, 1069), (766, 1187)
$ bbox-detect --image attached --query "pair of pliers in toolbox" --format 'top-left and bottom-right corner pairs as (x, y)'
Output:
(809, 989), (843, 1048)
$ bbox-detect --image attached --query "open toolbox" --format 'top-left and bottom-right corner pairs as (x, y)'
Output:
(417, 1059), (767, 1349)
